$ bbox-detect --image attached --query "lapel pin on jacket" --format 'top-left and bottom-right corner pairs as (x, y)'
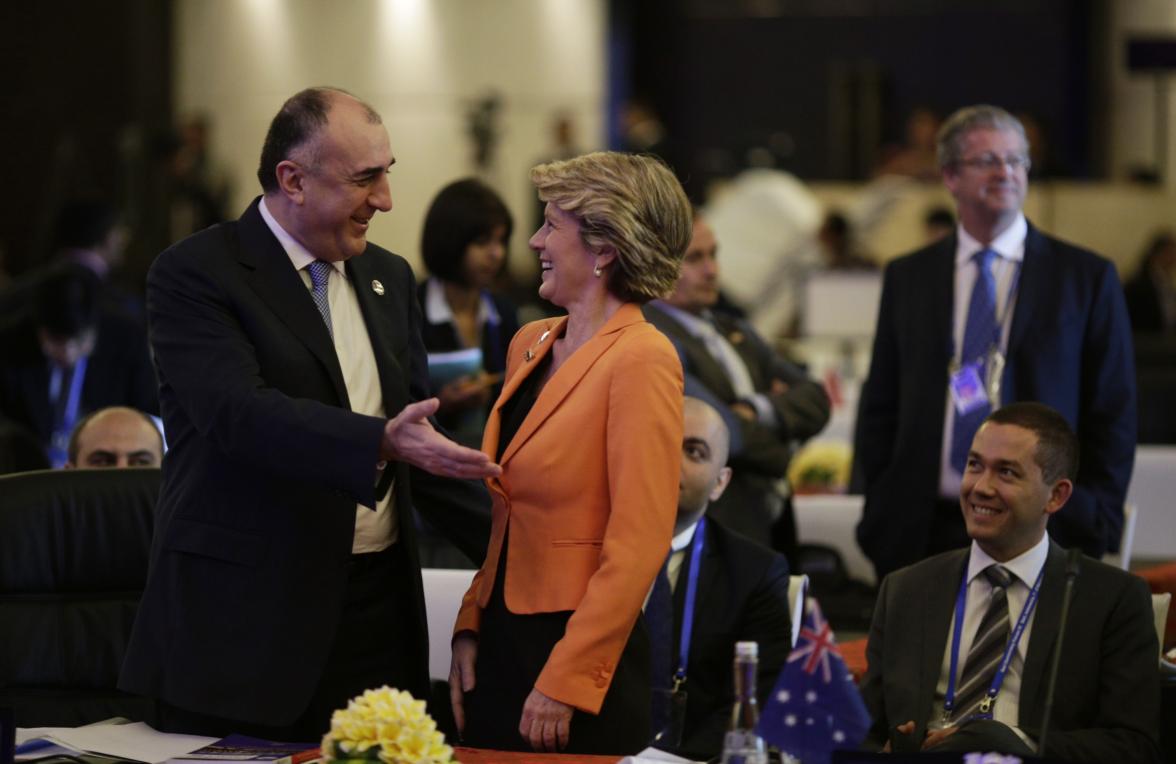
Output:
(371, 279), (385, 296)
(524, 329), (552, 362)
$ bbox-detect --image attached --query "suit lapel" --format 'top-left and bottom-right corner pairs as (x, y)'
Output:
(1018, 541), (1065, 724)
(929, 236), (956, 366)
(347, 254), (407, 414)
(1005, 222), (1046, 373)
(916, 551), (968, 731)
(646, 305), (737, 401)
(236, 200), (349, 406)
(498, 305), (643, 466)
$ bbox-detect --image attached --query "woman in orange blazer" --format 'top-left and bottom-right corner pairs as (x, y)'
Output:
(449, 152), (692, 755)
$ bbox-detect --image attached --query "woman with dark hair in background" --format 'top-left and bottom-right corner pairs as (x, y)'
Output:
(1124, 230), (1176, 335)
(417, 178), (520, 447)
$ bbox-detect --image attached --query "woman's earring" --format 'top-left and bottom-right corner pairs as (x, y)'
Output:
(593, 266), (603, 278)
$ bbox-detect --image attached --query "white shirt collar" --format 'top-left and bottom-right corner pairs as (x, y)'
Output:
(966, 532), (1050, 587)
(258, 197), (345, 277)
(671, 520), (700, 553)
(955, 213), (1027, 266)
(423, 277), (499, 326)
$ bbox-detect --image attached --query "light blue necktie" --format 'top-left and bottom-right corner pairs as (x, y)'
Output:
(950, 249), (997, 473)
(307, 260), (334, 340)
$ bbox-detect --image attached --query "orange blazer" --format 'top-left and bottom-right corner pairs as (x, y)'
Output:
(453, 303), (683, 714)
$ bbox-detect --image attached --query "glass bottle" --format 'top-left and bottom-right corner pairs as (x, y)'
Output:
(720, 641), (767, 764)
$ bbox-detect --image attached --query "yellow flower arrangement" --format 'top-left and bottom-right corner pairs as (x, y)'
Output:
(321, 686), (455, 764)
(787, 441), (853, 494)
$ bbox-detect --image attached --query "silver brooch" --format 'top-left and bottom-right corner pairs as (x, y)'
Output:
(371, 279), (385, 295)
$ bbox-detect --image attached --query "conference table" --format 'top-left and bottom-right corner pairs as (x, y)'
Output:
(454, 748), (621, 764)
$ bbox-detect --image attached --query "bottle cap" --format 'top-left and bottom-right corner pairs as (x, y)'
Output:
(735, 641), (758, 659)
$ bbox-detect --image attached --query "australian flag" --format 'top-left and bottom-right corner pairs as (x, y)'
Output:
(757, 598), (871, 764)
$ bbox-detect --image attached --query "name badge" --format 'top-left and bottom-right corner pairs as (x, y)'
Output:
(949, 360), (989, 415)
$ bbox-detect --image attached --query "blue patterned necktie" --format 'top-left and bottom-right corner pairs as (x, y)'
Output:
(307, 260), (334, 340)
(950, 249), (997, 473)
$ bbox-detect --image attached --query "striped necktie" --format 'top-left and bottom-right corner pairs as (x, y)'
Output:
(950, 564), (1013, 723)
(307, 260), (334, 340)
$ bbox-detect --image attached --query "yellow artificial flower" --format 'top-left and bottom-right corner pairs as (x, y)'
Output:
(322, 686), (454, 764)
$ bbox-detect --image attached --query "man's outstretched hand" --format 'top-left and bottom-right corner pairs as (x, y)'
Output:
(382, 398), (501, 479)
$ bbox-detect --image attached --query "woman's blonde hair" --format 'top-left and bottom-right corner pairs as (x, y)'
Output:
(531, 151), (691, 303)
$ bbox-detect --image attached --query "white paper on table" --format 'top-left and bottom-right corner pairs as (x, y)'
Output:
(618, 747), (704, 764)
(16, 722), (216, 763)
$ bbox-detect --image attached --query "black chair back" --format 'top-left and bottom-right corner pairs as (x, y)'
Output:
(0, 468), (160, 726)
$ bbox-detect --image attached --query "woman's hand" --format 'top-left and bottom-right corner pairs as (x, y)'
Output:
(519, 688), (573, 752)
(449, 631), (479, 735)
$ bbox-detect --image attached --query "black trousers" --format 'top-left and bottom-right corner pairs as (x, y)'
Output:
(460, 539), (653, 755)
(158, 543), (425, 743)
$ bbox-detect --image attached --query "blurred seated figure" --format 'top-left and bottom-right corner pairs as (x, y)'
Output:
(817, 210), (875, 271)
(644, 213), (830, 554)
(0, 416), (48, 476)
(52, 199), (128, 283)
(647, 397), (791, 760)
(1124, 231), (1176, 335)
(65, 406), (163, 469)
(0, 264), (158, 467)
(875, 107), (942, 182)
(1, 199), (140, 321)
(417, 178), (520, 448)
(924, 206), (956, 244)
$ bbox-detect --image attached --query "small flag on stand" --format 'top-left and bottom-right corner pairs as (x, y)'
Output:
(758, 598), (871, 764)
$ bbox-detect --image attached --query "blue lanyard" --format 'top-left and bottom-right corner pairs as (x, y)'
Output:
(943, 561), (1044, 722)
(673, 516), (707, 691)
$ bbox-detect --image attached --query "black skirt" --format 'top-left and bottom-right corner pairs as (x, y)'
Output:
(459, 533), (653, 755)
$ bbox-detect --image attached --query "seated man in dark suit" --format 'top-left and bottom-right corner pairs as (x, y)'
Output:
(860, 402), (1160, 763)
(649, 397), (792, 759)
(0, 264), (158, 467)
(64, 406), (163, 469)
(644, 215), (829, 551)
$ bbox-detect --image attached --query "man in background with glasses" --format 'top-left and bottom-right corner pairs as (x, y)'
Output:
(854, 105), (1135, 580)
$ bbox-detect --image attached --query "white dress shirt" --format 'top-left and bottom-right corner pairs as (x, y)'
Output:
(928, 533), (1050, 745)
(259, 198), (395, 553)
(938, 215), (1027, 498)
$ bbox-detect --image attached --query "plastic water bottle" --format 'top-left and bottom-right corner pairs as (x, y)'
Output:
(720, 641), (767, 764)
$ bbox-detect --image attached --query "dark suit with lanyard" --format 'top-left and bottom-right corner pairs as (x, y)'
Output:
(648, 516), (792, 759)
(860, 539), (1161, 762)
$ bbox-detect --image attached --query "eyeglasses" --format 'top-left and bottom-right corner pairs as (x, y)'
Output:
(957, 153), (1032, 172)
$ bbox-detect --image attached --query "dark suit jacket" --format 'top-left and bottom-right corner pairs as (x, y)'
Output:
(119, 199), (490, 726)
(643, 304), (830, 543)
(855, 224), (1136, 577)
(860, 542), (1161, 763)
(0, 309), (158, 455)
(669, 518), (792, 759)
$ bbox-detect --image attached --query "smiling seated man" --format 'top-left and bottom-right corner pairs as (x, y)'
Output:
(860, 402), (1160, 763)
(65, 406), (163, 469)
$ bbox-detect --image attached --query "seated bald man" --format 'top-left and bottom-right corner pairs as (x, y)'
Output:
(65, 406), (163, 469)
(649, 397), (792, 759)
